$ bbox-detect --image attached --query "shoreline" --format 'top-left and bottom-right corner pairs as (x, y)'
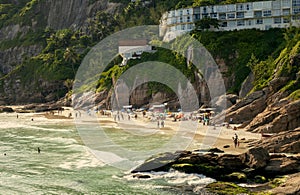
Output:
(1, 105), (262, 154)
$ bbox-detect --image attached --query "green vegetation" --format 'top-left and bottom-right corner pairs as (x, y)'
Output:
(191, 28), (285, 93)
(1, 0), (300, 103)
(206, 182), (249, 195)
(247, 27), (300, 93)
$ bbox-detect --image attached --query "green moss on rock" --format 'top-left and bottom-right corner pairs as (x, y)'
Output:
(206, 181), (249, 195)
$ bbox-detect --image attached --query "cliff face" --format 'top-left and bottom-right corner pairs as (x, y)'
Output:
(0, 0), (121, 104)
(216, 39), (300, 133)
(44, 0), (119, 30)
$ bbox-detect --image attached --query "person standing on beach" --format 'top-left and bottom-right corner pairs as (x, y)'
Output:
(233, 133), (239, 148)
(161, 120), (164, 128)
(37, 147), (41, 154)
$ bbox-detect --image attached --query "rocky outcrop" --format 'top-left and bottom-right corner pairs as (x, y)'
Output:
(264, 155), (300, 174)
(266, 173), (300, 195)
(0, 106), (14, 113)
(239, 72), (254, 98)
(240, 147), (270, 169)
(131, 148), (299, 184)
(246, 99), (300, 133)
(0, 45), (42, 75)
(44, 0), (120, 30)
(253, 128), (300, 154)
(213, 90), (268, 124)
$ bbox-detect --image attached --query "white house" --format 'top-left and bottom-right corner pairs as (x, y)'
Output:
(160, 0), (300, 41)
(118, 39), (153, 66)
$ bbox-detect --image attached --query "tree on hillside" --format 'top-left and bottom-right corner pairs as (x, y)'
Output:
(195, 18), (219, 31)
(64, 47), (79, 76)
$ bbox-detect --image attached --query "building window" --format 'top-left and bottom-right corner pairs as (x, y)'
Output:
(292, 0), (300, 6)
(237, 12), (244, 18)
(254, 11), (262, 18)
(211, 13), (217, 18)
(180, 10), (183, 16)
(179, 17), (183, 23)
(181, 25), (186, 30)
(238, 4), (243, 11)
(256, 19), (263, 24)
(246, 4), (250, 10)
(187, 24), (193, 29)
(282, 0), (291, 7)
(219, 13), (226, 20)
(194, 14), (200, 20)
(293, 8), (300, 14)
(187, 16), (191, 22)
(227, 13), (235, 19)
(203, 7), (207, 14)
(211, 6), (214, 13)
(283, 18), (290, 23)
(187, 9), (190, 15)
(237, 20), (245, 26)
(248, 20), (252, 25)
(293, 15), (300, 20)
(274, 17), (281, 23)
(282, 9), (290, 16)
(263, 10), (272, 17)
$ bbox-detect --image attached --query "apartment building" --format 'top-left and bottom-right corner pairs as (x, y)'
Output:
(159, 0), (300, 41)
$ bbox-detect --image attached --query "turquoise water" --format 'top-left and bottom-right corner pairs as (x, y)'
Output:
(0, 113), (214, 194)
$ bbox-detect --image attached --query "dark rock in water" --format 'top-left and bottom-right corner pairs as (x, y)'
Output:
(0, 106), (14, 113)
(240, 147), (270, 169)
(171, 163), (225, 178)
(131, 152), (180, 173)
(133, 174), (151, 179)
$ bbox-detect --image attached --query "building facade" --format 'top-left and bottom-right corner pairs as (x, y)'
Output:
(119, 39), (154, 66)
(160, 0), (300, 41)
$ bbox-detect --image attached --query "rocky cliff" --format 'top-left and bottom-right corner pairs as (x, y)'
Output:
(215, 37), (300, 135)
(0, 0), (122, 104)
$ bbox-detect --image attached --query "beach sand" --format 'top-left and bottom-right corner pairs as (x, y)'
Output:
(92, 111), (262, 155)
(9, 106), (262, 155)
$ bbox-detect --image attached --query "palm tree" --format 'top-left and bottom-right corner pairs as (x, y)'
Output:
(64, 79), (74, 93)
(64, 47), (79, 76)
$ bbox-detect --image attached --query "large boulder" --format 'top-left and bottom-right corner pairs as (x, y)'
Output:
(131, 152), (181, 173)
(218, 154), (245, 170)
(240, 147), (270, 169)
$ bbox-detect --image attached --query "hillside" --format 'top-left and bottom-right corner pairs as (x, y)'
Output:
(0, 0), (299, 114)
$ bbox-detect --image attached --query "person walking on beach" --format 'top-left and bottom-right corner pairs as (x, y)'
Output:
(37, 147), (41, 154)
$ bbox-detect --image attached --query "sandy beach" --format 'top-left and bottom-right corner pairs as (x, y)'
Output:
(8, 106), (262, 155)
(76, 110), (262, 155)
